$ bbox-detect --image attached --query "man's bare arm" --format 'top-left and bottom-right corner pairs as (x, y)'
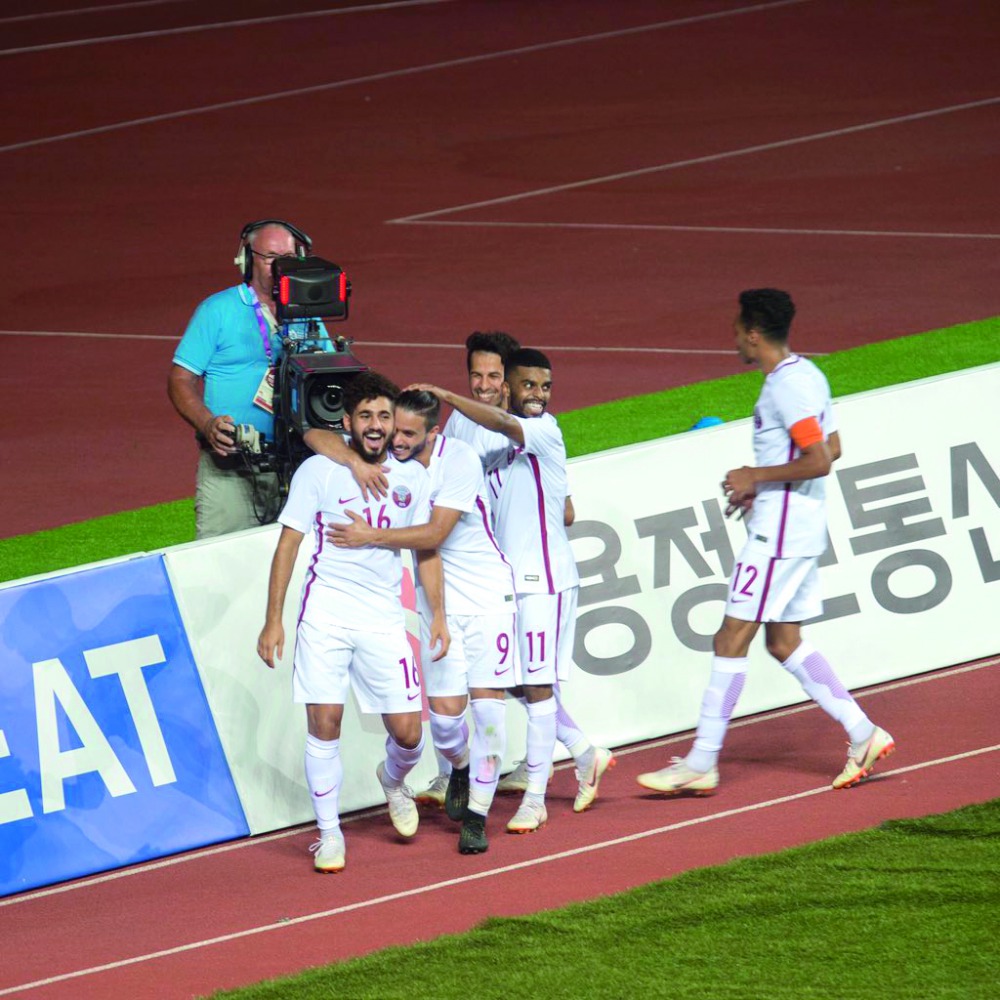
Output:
(415, 550), (449, 661)
(328, 505), (463, 550)
(408, 384), (525, 447)
(168, 363), (236, 456)
(257, 526), (304, 668)
(301, 428), (389, 500)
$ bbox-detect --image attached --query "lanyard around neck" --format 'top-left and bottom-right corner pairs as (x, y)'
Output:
(248, 287), (275, 364)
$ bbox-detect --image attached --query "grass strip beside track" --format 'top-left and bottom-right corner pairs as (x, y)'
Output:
(2, 316), (997, 583)
(208, 798), (1000, 1000)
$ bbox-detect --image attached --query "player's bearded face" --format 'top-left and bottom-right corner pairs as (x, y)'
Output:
(391, 410), (431, 462)
(507, 366), (552, 418)
(345, 397), (394, 463)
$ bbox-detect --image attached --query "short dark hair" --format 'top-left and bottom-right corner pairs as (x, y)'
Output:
(738, 288), (796, 342)
(465, 330), (521, 372)
(505, 347), (551, 378)
(396, 389), (441, 429)
(343, 371), (400, 418)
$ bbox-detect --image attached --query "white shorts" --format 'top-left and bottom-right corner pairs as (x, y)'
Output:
(724, 545), (822, 623)
(292, 618), (422, 714)
(420, 612), (518, 697)
(515, 587), (578, 686)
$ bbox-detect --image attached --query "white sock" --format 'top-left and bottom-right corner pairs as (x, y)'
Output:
(468, 698), (506, 816)
(433, 747), (452, 778)
(555, 683), (592, 766)
(305, 734), (342, 832)
(384, 732), (425, 784)
(781, 642), (869, 740)
(524, 697), (558, 797)
(686, 656), (748, 773)
(429, 710), (470, 770)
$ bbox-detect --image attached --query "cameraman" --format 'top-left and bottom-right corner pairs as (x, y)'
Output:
(168, 219), (385, 538)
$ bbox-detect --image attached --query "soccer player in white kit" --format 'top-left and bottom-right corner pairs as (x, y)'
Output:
(414, 348), (615, 833)
(329, 389), (519, 854)
(438, 333), (611, 813)
(637, 289), (895, 796)
(257, 372), (448, 873)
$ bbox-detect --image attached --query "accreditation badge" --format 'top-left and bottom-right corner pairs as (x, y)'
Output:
(253, 365), (277, 414)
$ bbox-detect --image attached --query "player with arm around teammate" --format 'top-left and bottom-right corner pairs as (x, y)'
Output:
(256, 372), (448, 873)
(637, 288), (894, 797)
(329, 390), (518, 854)
(412, 348), (615, 834)
(434, 332), (609, 812)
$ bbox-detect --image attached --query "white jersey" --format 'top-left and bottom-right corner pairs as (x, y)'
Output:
(415, 435), (517, 618)
(443, 408), (511, 471)
(745, 354), (837, 558)
(485, 413), (580, 595)
(279, 453), (431, 630)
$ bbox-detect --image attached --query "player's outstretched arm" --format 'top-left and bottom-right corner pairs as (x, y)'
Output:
(407, 383), (525, 446)
(257, 526), (304, 669)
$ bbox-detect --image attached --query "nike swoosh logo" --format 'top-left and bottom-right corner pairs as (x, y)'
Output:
(494, 666), (510, 676)
(339, 495), (358, 504)
(407, 692), (421, 701)
(526, 664), (546, 673)
(314, 787), (336, 798)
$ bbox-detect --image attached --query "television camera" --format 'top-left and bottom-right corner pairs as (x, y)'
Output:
(234, 254), (368, 523)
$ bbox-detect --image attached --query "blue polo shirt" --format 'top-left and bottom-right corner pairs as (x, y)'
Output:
(174, 285), (328, 437)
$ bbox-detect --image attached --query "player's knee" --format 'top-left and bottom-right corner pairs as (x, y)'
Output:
(766, 634), (798, 663)
(391, 718), (423, 750)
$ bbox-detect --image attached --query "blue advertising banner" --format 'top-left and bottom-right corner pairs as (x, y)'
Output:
(0, 555), (249, 896)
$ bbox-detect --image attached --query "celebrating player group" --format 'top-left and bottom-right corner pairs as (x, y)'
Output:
(256, 290), (895, 875)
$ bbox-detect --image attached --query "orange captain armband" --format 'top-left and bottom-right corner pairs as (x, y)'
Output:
(790, 416), (824, 450)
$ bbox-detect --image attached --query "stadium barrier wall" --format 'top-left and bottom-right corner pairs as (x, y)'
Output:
(1, 363), (996, 893)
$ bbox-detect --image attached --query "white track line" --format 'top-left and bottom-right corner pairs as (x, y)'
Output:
(2, 741), (996, 996)
(0, 1), (814, 151)
(0, 0), (456, 52)
(3, 658), (993, 911)
(0, 0), (197, 26)
(401, 219), (1000, 241)
(0, 330), (739, 355)
(389, 97), (1000, 223)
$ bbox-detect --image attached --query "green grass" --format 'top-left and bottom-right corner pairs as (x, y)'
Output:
(2, 316), (997, 584)
(559, 316), (1000, 457)
(207, 798), (1000, 1000)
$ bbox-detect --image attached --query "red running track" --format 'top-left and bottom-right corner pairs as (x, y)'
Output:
(1, 660), (997, 998)
(0, 3), (997, 996)
(1, 0), (999, 534)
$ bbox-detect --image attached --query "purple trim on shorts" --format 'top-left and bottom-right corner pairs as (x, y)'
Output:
(554, 590), (563, 674)
(527, 453), (555, 594)
(297, 512), (325, 627)
(754, 556), (778, 623)
(802, 649), (851, 700)
(722, 672), (746, 718)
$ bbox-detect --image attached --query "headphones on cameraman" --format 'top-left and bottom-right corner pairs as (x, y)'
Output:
(234, 219), (312, 284)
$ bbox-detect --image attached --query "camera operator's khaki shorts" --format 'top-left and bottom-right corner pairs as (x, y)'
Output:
(194, 450), (280, 539)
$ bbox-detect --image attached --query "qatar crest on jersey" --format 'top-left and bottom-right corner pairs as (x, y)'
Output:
(392, 485), (412, 508)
